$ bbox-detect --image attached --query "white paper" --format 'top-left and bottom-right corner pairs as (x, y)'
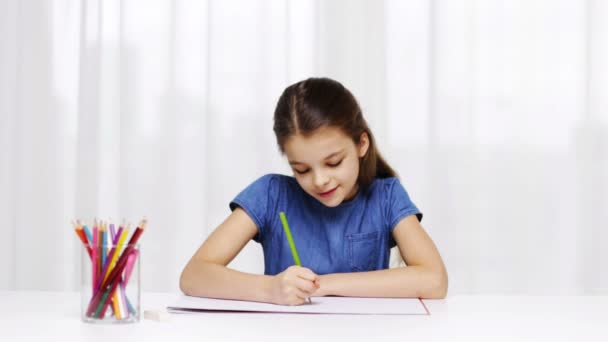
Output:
(167, 295), (428, 315)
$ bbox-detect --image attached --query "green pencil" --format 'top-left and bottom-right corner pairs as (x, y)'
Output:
(279, 211), (311, 304)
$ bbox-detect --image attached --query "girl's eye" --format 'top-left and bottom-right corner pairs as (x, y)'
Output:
(294, 169), (309, 175)
(328, 160), (343, 167)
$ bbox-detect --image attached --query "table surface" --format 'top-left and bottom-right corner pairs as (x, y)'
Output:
(1, 291), (607, 342)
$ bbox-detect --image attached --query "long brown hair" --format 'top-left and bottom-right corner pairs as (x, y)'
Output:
(273, 77), (397, 189)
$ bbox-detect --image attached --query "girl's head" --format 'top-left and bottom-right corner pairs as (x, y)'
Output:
(273, 77), (396, 207)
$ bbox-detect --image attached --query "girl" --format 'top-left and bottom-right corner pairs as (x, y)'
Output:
(180, 77), (448, 305)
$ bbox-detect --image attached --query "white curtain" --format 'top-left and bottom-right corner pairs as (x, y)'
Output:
(0, 0), (606, 294)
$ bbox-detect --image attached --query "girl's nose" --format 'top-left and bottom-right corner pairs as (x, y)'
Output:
(312, 170), (330, 189)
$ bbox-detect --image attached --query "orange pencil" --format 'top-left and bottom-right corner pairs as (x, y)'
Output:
(72, 220), (93, 258)
(75, 228), (93, 258)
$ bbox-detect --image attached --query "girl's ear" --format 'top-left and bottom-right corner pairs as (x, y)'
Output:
(358, 132), (370, 158)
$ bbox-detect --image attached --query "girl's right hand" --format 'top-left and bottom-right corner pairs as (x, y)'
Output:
(269, 265), (319, 305)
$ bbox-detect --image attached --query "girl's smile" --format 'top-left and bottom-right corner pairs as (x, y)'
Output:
(318, 186), (338, 198)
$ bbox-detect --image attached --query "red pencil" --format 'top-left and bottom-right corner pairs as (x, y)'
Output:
(92, 224), (99, 293)
(74, 228), (93, 258)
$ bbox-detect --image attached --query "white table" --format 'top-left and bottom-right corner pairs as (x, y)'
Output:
(1, 292), (606, 341)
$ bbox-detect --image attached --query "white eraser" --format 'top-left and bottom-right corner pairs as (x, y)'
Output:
(144, 309), (171, 322)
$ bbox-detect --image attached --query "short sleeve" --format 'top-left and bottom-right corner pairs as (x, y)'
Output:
(386, 178), (423, 231)
(229, 174), (280, 242)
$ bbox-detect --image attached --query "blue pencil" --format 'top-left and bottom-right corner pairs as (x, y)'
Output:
(83, 225), (93, 244)
(101, 225), (107, 267)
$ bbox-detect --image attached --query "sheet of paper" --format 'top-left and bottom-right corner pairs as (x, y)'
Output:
(167, 295), (428, 315)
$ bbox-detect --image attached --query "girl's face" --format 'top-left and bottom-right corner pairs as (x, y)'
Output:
(284, 126), (369, 207)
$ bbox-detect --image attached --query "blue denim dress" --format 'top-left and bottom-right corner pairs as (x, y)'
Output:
(230, 174), (422, 275)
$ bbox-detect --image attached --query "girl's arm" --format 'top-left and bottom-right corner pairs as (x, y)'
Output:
(314, 215), (448, 299)
(180, 208), (318, 304)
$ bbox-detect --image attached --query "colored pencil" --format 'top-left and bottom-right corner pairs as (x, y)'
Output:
(109, 223), (116, 243)
(82, 225), (92, 244)
(279, 212), (311, 304)
(101, 224), (107, 268)
(92, 225), (98, 293)
(100, 227), (129, 286)
(74, 227), (93, 258)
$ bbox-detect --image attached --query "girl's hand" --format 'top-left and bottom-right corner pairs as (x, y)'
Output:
(269, 266), (319, 305)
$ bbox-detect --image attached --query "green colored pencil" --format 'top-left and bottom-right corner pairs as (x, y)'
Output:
(279, 212), (301, 265)
(279, 211), (311, 304)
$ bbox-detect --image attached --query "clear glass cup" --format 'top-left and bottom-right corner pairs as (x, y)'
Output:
(81, 243), (140, 323)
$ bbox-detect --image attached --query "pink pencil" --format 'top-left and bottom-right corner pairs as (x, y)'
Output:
(123, 249), (138, 285)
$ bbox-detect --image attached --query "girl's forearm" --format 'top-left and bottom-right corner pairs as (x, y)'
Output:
(180, 261), (273, 302)
(317, 266), (447, 299)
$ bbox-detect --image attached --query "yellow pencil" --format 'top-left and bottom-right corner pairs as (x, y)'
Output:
(103, 227), (129, 283)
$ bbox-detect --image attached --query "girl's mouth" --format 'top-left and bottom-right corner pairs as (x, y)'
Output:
(318, 187), (337, 198)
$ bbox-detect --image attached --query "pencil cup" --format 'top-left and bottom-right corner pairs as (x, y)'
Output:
(81, 243), (141, 323)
